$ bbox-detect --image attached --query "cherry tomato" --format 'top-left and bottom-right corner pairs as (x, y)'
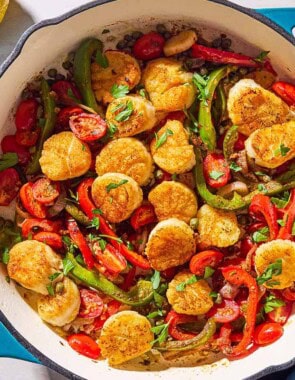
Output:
(240, 237), (255, 258)
(106, 300), (121, 316)
(133, 32), (165, 60)
(203, 153), (231, 188)
(15, 130), (39, 147)
(56, 106), (83, 131)
(282, 287), (295, 301)
(217, 132), (246, 151)
(21, 218), (61, 238)
(15, 99), (39, 131)
(93, 243), (127, 275)
(79, 289), (104, 318)
(93, 300), (121, 331)
(266, 301), (292, 325)
(33, 231), (63, 249)
(253, 322), (283, 346)
(51, 80), (82, 106)
(67, 333), (100, 359)
(1, 135), (30, 165)
(207, 299), (240, 323)
(19, 182), (47, 218)
(0, 168), (21, 206)
(69, 113), (107, 141)
(272, 81), (295, 106)
(32, 177), (60, 204)
(130, 204), (157, 230)
(189, 250), (224, 276)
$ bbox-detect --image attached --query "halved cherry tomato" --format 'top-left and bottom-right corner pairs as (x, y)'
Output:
(79, 289), (104, 318)
(0, 168), (21, 206)
(67, 333), (100, 359)
(130, 204), (157, 230)
(217, 132), (246, 151)
(253, 322), (283, 346)
(15, 99), (39, 131)
(33, 231), (63, 249)
(93, 242), (127, 275)
(19, 182), (47, 218)
(93, 300), (121, 331)
(266, 301), (292, 325)
(32, 177), (60, 205)
(272, 81), (295, 106)
(69, 113), (107, 141)
(166, 310), (197, 341)
(203, 153), (231, 188)
(21, 218), (61, 238)
(1, 135), (30, 165)
(240, 237), (255, 258)
(51, 80), (82, 106)
(282, 287), (295, 301)
(133, 32), (165, 60)
(207, 299), (240, 323)
(15, 130), (39, 147)
(189, 250), (224, 276)
(56, 106), (83, 131)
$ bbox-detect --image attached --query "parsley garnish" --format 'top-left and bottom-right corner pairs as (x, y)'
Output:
(204, 266), (215, 279)
(107, 121), (118, 137)
(87, 216), (100, 230)
(48, 272), (62, 281)
(176, 275), (201, 292)
(114, 100), (133, 122)
(153, 290), (165, 307)
(106, 179), (128, 192)
(171, 173), (178, 181)
(209, 170), (224, 180)
(155, 129), (173, 149)
(2, 248), (10, 264)
(277, 219), (285, 227)
(75, 254), (85, 266)
(192, 73), (209, 104)
(183, 108), (198, 134)
(254, 51), (270, 63)
(62, 236), (77, 254)
(93, 208), (103, 215)
(252, 226), (269, 243)
(0, 153), (18, 172)
(62, 257), (75, 275)
(274, 144), (290, 157)
(271, 191), (290, 209)
(126, 241), (134, 250)
(151, 270), (161, 290)
(256, 259), (282, 286)
(229, 162), (242, 172)
(151, 323), (169, 346)
(46, 283), (55, 296)
(264, 294), (285, 313)
(139, 88), (146, 98)
(111, 84), (129, 99)
(98, 234), (123, 243)
(99, 238), (107, 251)
(95, 50), (109, 68)
(147, 310), (163, 319)
(258, 184), (267, 193)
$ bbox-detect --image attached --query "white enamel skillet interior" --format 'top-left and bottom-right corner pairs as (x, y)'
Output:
(0, 0), (295, 379)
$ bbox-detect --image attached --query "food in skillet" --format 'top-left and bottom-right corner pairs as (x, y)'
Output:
(1, 23), (295, 367)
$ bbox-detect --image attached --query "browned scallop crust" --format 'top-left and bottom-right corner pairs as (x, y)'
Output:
(7, 241), (62, 295)
(39, 131), (91, 181)
(145, 218), (196, 271)
(148, 181), (197, 223)
(91, 173), (143, 223)
(167, 271), (213, 315)
(96, 138), (153, 186)
(91, 51), (141, 104)
(227, 79), (289, 136)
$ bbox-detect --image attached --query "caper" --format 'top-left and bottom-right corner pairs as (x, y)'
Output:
(239, 67), (248, 76)
(32, 226), (40, 232)
(163, 32), (171, 40)
(221, 38), (232, 50)
(124, 34), (132, 41)
(189, 218), (198, 230)
(212, 37), (222, 48)
(156, 24), (167, 34)
(62, 61), (72, 70)
(127, 40), (135, 48)
(47, 68), (57, 78)
(132, 31), (143, 39)
(116, 39), (127, 49)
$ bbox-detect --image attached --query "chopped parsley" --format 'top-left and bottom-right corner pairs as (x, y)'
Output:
(62, 257), (75, 275)
(1, 248), (10, 264)
(87, 216), (100, 230)
(151, 323), (169, 346)
(229, 162), (242, 172)
(171, 173), (178, 181)
(183, 108), (198, 134)
(98, 238), (107, 251)
(107, 121), (118, 137)
(254, 50), (270, 63)
(93, 208), (103, 215)
(192, 72), (209, 104)
(106, 179), (128, 192)
(98, 234), (123, 243)
(154, 129), (173, 149)
(153, 290), (165, 307)
(151, 270), (161, 290)
(209, 291), (219, 299)
(139, 88), (147, 98)
(204, 266), (215, 279)
(114, 100), (133, 122)
(95, 50), (109, 68)
(277, 219), (285, 227)
(263, 294), (285, 313)
(48, 272), (62, 282)
(126, 241), (134, 250)
(111, 84), (129, 99)
(256, 259), (282, 286)
(0, 153), (18, 172)
(176, 274), (201, 292)
(274, 143), (290, 157)
(252, 226), (269, 243)
(209, 170), (224, 180)
(62, 236), (77, 254)
(147, 310), (163, 319)
(46, 283), (55, 296)
(271, 191), (290, 209)
(257, 184), (267, 193)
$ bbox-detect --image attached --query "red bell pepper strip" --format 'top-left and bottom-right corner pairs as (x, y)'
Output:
(272, 81), (295, 106)
(221, 266), (259, 358)
(77, 178), (151, 270)
(277, 189), (295, 240)
(249, 194), (278, 240)
(130, 204), (157, 230)
(67, 218), (94, 269)
(121, 266), (136, 291)
(282, 287), (295, 301)
(33, 231), (63, 249)
(191, 44), (259, 68)
(165, 311), (197, 341)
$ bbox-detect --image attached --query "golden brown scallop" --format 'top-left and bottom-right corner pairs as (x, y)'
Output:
(150, 119), (195, 174)
(148, 181), (198, 223)
(95, 138), (153, 186)
(91, 50), (141, 104)
(145, 218), (196, 271)
(7, 240), (62, 295)
(91, 173), (143, 223)
(142, 58), (196, 111)
(39, 131), (91, 181)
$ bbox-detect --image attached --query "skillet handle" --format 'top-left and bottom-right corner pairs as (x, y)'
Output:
(255, 8), (295, 36)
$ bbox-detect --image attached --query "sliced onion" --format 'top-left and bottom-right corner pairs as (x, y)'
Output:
(220, 282), (240, 300)
(217, 181), (249, 198)
(47, 186), (66, 217)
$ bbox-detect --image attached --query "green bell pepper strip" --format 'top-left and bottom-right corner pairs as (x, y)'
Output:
(194, 147), (295, 211)
(212, 84), (226, 126)
(198, 66), (233, 151)
(66, 252), (153, 306)
(26, 79), (56, 174)
(65, 203), (90, 226)
(223, 125), (238, 161)
(73, 38), (103, 115)
(156, 318), (216, 351)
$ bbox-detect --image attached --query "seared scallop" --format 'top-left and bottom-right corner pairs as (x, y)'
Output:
(167, 270), (213, 315)
(142, 58), (196, 111)
(39, 131), (91, 181)
(150, 120), (195, 174)
(106, 95), (156, 137)
(91, 50), (141, 104)
(37, 277), (80, 327)
(227, 79), (289, 136)
(254, 239), (295, 289)
(95, 137), (153, 186)
(91, 173), (143, 223)
(148, 181), (198, 223)
(145, 218), (196, 271)
(7, 240), (62, 295)
(99, 311), (153, 365)
(197, 204), (240, 248)
(245, 121), (295, 168)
